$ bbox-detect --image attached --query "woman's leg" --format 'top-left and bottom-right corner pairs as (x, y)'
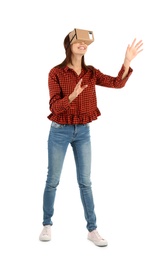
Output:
(71, 124), (97, 232)
(42, 122), (70, 226)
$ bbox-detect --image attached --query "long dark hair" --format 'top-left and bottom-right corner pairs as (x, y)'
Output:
(55, 32), (94, 72)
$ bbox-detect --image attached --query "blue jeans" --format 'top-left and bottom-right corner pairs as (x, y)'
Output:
(42, 121), (97, 232)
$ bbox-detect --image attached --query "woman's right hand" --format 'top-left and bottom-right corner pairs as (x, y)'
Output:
(69, 79), (88, 103)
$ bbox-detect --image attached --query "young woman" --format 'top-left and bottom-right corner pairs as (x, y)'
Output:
(39, 29), (143, 246)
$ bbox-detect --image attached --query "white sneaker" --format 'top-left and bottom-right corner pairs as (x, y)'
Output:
(87, 229), (108, 247)
(39, 225), (51, 241)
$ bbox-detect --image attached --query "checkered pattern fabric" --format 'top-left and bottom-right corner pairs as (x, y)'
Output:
(47, 65), (133, 124)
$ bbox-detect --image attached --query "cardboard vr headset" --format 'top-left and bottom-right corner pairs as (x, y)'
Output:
(69, 28), (94, 45)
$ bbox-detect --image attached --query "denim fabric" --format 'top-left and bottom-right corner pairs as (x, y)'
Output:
(42, 122), (97, 231)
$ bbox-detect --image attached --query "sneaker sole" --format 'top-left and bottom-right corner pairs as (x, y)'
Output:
(39, 236), (51, 242)
(88, 238), (108, 247)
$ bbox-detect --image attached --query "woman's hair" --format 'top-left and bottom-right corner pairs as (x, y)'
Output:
(55, 32), (94, 72)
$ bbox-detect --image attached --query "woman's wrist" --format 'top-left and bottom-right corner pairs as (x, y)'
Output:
(123, 57), (131, 68)
(69, 92), (78, 103)
(125, 57), (131, 62)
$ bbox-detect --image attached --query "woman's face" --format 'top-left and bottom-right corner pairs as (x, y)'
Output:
(71, 42), (87, 56)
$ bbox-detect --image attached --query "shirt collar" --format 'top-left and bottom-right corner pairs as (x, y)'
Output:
(63, 66), (69, 72)
(63, 66), (85, 74)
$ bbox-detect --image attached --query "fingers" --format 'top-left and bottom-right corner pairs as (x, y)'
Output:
(131, 38), (136, 48)
(135, 42), (143, 56)
(132, 39), (143, 50)
(129, 39), (144, 58)
(77, 78), (88, 89)
(131, 38), (143, 49)
(135, 41), (143, 51)
(77, 78), (82, 86)
(74, 78), (88, 97)
(75, 79), (82, 90)
(136, 48), (143, 55)
(81, 84), (88, 89)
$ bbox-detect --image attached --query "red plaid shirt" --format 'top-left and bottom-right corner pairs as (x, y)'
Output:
(47, 65), (133, 124)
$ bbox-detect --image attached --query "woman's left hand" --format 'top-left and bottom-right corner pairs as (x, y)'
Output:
(125, 38), (143, 62)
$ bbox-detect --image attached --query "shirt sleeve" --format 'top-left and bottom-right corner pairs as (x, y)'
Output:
(95, 64), (133, 88)
(48, 71), (71, 115)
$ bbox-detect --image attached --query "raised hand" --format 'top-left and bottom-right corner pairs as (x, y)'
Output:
(69, 78), (88, 103)
(73, 79), (88, 97)
(125, 38), (143, 62)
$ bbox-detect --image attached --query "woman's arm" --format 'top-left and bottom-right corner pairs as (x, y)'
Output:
(122, 38), (143, 79)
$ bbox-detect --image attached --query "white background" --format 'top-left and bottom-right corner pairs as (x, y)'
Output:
(0, 0), (163, 259)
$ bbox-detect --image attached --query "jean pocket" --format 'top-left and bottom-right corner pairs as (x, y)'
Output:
(51, 121), (65, 128)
